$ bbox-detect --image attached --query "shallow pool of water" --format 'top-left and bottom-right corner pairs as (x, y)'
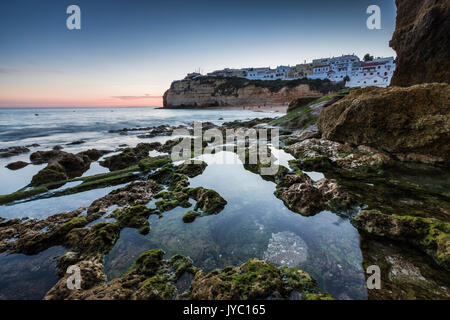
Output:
(103, 152), (367, 300)
(0, 246), (65, 300)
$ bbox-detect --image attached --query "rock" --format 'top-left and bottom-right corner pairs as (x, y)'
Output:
(30, 152), (92, 186)
(45, 249), (197, 300)
(30, 163), (68, 186)
(5, 161), (29, 170)
(317, 84), (450, 164)
(0, 146), (30, 158)
(270, 89), (351, 129)
(390, 0), (450, 86)
(275, 177), (325, 216)
(77, 149), (111, 161)
(88, 180), (161, 214)
(54, 153), (91, 174)
(136, 125), (174, 139)
(182, 210), (201, 223)
(67, 140), (85, 145)
(53, 145), (63, 151)
(263, 231), (308, 267)
(0, 207), (95, 255)
(109, 205), (157, 235)
(29, 150), (63, 164)
(283, 130), (320, 146)
(163, 77), (343, 108)
(175, 161), (207, 178)
(190, 258), (332, 300)
(287, 96), (321, 113)
(138, 156), (172, 173)
(359, 236), (450, 300)
(274, 168), (354, 216)
(187, 187), (227, 215)
(352, 209), (450, 272)
(44, 256), (106, 300)
(100, 143), (158, 171)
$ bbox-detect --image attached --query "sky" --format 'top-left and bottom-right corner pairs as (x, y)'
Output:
(0, 0), (397, 107)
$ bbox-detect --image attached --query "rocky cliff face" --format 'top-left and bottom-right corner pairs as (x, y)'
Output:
(317, 83), (450, 163)
(390, 0), (450, 86)
(163, 77), (344, 108)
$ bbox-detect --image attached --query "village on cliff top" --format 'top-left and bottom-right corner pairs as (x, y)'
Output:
(183, 54), (396, 88)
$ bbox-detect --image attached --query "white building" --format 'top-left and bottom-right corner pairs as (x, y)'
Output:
(346, 57), (395, 88)
(206, 66), (292, 81)
(186, 55), (395, 87)
(307, 55), (395, 88)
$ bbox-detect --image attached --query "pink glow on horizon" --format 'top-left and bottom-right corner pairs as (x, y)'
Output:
(0, 96), (163, 108)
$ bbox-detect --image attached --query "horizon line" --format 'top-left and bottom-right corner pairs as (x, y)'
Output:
(0, 105), (162, 109)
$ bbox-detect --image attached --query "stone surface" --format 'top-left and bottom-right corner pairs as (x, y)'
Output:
(317, 84), (450, 163)
(5, 161), (29, 170)
(390, 0), (450, 86)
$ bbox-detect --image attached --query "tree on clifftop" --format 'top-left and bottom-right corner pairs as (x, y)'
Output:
(364, 54), (374, 62)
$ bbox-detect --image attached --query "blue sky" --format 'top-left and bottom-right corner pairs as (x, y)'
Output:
(0, 0), (397, 107)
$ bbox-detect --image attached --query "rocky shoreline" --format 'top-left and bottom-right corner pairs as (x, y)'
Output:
(0, 110), (448, 299)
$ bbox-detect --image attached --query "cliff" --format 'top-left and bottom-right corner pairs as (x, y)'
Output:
(390, 0), (450, 86)
(163, 77), (344, 108)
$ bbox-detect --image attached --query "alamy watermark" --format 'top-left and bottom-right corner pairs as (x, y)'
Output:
(66, 265), (81, 290)
(169, 122), (280, 176)
(367, 5), (381, 30)
(66, 5), (81, 30)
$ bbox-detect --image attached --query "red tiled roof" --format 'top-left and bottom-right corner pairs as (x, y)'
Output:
(361, 61), (386, 67)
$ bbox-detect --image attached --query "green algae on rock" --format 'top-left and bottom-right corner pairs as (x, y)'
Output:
(44, 249), (332, 300)
(138, 156), (172, 173)
(190, 258), (332, 300)
(353, 210), (450, 272)
(182, 210), (201, 223)
(45, 249), (198, 300)
(109, 205), (158, 235)
(175, 161), (207, 178)
(359, 236), (450, 300)
(187, 187), (227, 215)
(100, 143), (159, 171)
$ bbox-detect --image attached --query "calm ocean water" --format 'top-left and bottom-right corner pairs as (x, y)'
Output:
(0, 107), (280, 147)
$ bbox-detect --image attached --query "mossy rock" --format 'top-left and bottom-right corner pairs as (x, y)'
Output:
(30, 164), (68, 187)
(182, 210), (201, 223)
(138, 156), (172, 173)
(65, 222), (121, 257)
(188, 187), (227, 215)
(190, 258), (332, 300)
(155, 190), (191, 212)
(353, 209), (450, 271)
(176, 161), (207, 178)
(110, 205), (156, 235)
(131, 249), (165, 276)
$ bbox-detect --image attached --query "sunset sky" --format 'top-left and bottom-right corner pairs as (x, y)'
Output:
(0, 0), (397, 107)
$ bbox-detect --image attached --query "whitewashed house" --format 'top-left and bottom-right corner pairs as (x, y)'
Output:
(346, 57), (395, 88)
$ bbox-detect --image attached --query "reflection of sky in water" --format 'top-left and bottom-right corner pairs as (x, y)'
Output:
(0, 163), (46, 195)
(0, 183), (127, 220)
(0, 246), (65, 300)
(104, 152), (367, 300)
